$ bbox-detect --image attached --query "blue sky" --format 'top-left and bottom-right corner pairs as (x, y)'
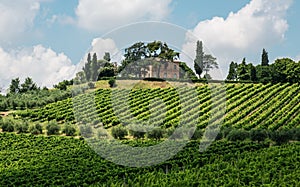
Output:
(0, 0), (299, 89)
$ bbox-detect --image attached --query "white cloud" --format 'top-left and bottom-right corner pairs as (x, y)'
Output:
(90, 38), (120, 61)
(0, 45), (77, 90)
(76, 38), (122, 73)
(0, 0), (41, 42)
(75, 0), (172, 31)
(182, 0), (292, 79)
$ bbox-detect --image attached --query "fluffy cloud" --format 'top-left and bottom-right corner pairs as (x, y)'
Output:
(182, 0), (292, 79)
(75, 0), (172, 31)
(0, 45), (77, 91)
(0, 0), (41, 42)
(89, 38), (120, 61)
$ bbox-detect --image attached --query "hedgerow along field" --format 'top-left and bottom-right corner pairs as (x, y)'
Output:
(17, 82), (300, 132)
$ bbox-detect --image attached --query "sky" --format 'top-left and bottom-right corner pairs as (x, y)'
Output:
(0, 0), (299, 90)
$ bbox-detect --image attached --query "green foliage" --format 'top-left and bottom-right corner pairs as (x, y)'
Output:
(119, 41), (180, 75)
(46, 120), (60, 135)
(129, 126), (146, 139)
(108, 78), (116, 88)
(194, 40), (204, 78)
(0, 88), (71, 111)
(203, 54), (218, 75)
(226, 61), (238, 81)
(250, 129), (268, 142)
(29, 123), (43, 135)
(147, 127), (164, 140)
(179, 62), (198, 80)
(20, 77), (38, 93)
(14, 121), (29, 134)
(62, 123), (76, 136)
(111, 126), (128, 139)
(53, 79), (73, 90)
(0, 133), (299, 186)
(261, 48), (269, 66)
(270, 130), (291, 145)
(227, 129), (250, 141)
(0, 119), (14, 132)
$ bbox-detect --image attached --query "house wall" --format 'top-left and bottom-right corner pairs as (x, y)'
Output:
(144, 61), (180, 79)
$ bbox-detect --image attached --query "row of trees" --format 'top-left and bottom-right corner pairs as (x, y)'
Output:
(9, 77), (38, 94)
(74, 53), (116, 84)
(227, 49), (300, 83)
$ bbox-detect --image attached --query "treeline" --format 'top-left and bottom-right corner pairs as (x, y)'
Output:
(73, 52), (117, 84)
(226, 49), (300, 83)
(0, 77), (71, 111)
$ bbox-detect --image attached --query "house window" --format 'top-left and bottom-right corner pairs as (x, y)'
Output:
(164, 73), (167, 78)
(174, 65), (177, 70)
(174, 73), (177, 79)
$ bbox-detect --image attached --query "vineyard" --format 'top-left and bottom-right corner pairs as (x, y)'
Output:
(0, 133), (299, 186)
(17, 83), (300, 133)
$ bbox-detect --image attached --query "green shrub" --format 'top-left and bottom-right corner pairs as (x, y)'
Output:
(15, 121), (29, 134)
(29, 124), (43, 135)
(227, 129), (250, 141)
(270, 130), (291, 145)
(79, 125), (93, 138)
(111, 126), (127, 139)
(191, 128), (203, 140)
(129, 129), (146, 139)
(108, 78), (116, 88)
(147, 128), (164, 140)
(62, 124), (76, 136)
(46, 120), (60, 135)
(87, 82), (95, 89)
(97, 128), (108, 139)
(250, 129), (268, 142)
(1, 119), (15, 132)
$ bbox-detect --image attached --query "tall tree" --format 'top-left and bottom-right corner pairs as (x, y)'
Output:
(226, 61), (238, 81)
(9, 78), (20, 94)
(91, 53), (99, 81)
(83, 53), (92, 81)
(120, 41), (180, 77)
(248, 63), (257, 82)
(237, 58), (250, 81)
(261, 48), (269, 66)
(203, 54), (218, 76)
(194, 41), (204, 78)
(20, 77), (37, 93)
(103, 52), (111, 62)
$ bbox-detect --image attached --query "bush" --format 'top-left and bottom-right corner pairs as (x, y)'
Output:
(108, 78), (116, 88)
(62, 124), (76, 136)
(147, 128), (164, 140)
(79, 125), (93, 138)
(111, 126), (128, 139)
(227, 129), (250, 141)
(270, 130), (291, 145)
(97, 128), (108, 139)
(250, 129), (268, 142)
(191, 128), (203, 140)
(15, 121), (29, 134)
(129, 129), (146, 139)
(87, 82), (95, 89)
(29, 124), (43, 135)
(1, 119), (15, 132)
(46, 120), (60, 135)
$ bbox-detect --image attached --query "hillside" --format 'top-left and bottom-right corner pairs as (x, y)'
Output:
(17, 83), (300, 132)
